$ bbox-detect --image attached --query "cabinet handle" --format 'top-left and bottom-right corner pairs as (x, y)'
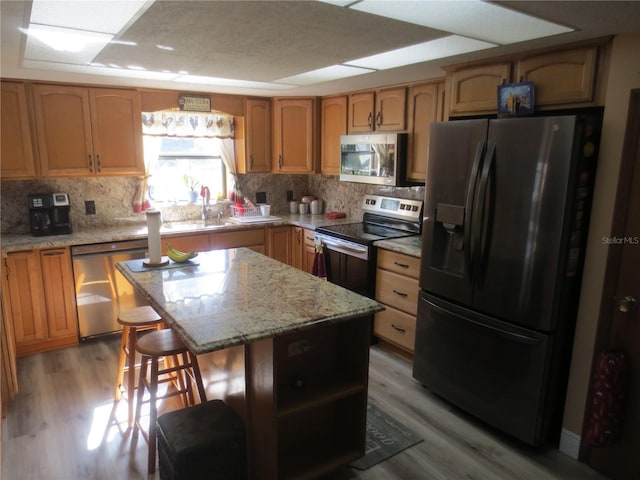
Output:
(96, 154), (102, 172)
(376, 111), (382, 126)
(393, 261), (410, 268)
(250, 154), (254, 169)
(367, 112), (373, 129)
(297, 230), (301, 242)
(391, 324), (406, 333)
(279, 154), (283, 169)
(87, 154), (93, 172)
(393, 289), (408, 297)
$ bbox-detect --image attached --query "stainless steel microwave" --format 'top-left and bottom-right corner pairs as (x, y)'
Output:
(339, 133), (408, 186)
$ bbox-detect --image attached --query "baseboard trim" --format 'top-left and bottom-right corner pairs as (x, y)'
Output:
(559, 428), (581, 459)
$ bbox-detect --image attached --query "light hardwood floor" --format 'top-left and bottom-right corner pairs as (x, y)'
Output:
(2, 337), (608, 480)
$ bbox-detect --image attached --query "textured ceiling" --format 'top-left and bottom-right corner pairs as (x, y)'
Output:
(1, 1), (640, 97)
(95, 1), (445, 82)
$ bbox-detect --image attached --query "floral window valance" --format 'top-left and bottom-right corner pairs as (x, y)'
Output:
(141, 109), (234, 138)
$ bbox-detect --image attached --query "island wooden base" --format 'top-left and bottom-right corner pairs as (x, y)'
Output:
(235, 315), (371, 479)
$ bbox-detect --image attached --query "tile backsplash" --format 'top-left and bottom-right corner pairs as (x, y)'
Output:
(1, 174), (424, 234)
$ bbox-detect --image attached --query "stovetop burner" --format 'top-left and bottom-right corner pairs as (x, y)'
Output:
(315, 222), (414, 245)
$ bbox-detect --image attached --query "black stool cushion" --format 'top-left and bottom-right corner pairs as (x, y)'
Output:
(156, 400), (247, 480)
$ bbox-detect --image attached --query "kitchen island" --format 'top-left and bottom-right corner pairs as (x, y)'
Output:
(116, 248), (383, 479)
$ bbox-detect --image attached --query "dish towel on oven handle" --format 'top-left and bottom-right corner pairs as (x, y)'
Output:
(582, 351), (629, 447)
(312, 242), (327, 280)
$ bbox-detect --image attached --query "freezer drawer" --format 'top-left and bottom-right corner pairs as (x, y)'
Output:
(412, 293), (553, 446)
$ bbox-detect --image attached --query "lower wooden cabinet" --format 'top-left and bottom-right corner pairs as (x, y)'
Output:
(161, 233), (210, 254)
(374, 249), (420, 354)
(302, 228), (316, 274)
(267, 226), (292, 265)
(246, 316), (370, 479)
(291, 227), (317, 273)
(210, 228), (265, 254)
(4, 248), (78, 356)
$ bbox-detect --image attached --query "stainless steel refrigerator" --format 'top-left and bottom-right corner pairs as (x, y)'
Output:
(413, 111), (602, 446)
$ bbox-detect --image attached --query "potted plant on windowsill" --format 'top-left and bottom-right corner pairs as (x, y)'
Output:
(183, 174), (200, 203)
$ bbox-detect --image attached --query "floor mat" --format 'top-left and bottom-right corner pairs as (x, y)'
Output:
(349, 402), (423, 470)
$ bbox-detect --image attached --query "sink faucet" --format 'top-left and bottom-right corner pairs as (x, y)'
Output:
(201, 186), (211, 221)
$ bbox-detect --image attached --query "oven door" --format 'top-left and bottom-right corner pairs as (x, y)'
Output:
(314, 232), (375, 298)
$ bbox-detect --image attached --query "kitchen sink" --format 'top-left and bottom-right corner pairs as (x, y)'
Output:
(161, 220), (234, 232)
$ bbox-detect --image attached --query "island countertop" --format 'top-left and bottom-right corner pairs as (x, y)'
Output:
(116, 247), (383, 354)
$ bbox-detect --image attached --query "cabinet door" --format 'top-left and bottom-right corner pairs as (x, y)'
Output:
(347, 92), (374, 133)
(162, 234), (210, 255)
(244, 98), (271, 172)
(406, 82), (443, 183)
(302, 229), (316, 275)
(273, 98), (315, 173)
(375, 87), (406, 131)
(89, 88), (145, 175)
(516, 46), (597, 107)
(267, 226), (292, 265)
(211, 229), (265, 250)
(33, 84), (94, 176)
(40, 248), (78, 340)
(1, 82), (36, 179)
(5, 251), (48, 348)
(447, 63), (511, 116)
(291, 227), (304, 270)
(320, 96), (347, 175)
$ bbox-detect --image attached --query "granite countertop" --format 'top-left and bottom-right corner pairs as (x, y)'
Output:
(0, 213), (357, 256)
(116, 248), (383, 354)
(374, 235), (422, 258)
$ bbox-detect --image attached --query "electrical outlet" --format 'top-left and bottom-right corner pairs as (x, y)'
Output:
(85, 200), (96, 215)
(287, 190), (294, 202)
(256, 191), (267, 204)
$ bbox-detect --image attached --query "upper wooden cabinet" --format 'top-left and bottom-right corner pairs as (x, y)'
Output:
(515, 46), (597, 107)
(446, 43), (602, 117)
(33, 84), (145, 176)
(272, 97), (316, 174)
(406, 81), (445, 183)
(447, 62), (511, 116)
(320, 96), (347, 176)
(1, 82), (37, 179)
(348, 87), (406, 133)
(236, 98), (271, 173)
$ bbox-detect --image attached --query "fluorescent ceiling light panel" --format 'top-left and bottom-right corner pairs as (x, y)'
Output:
(351, 0), (573, 44)
(24, 24), (113, 63)
(30, 0), (149, 34)
(174, 75), (293, 91)
(21, 59), (178, 80)
(345, 35), (495, 70)
(276, 64), (375, 86)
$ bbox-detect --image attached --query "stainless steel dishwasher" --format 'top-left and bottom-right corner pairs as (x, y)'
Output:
(71, 239), (148, 340)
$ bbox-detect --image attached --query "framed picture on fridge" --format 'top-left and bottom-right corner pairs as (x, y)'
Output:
(497, 81), (535, 117)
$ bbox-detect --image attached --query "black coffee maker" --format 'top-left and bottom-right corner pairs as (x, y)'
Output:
(29, 193), (72, 236)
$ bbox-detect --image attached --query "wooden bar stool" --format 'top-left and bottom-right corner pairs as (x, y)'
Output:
(133, 328), (207, 474)
(114, 306), (164, 427)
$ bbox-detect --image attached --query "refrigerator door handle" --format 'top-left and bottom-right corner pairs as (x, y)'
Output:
(427, 298), (542, 346)
(473, 141), (496, 283)
(464, 140), (486, 283)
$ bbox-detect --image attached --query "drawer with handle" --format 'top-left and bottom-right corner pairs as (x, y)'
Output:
(377, 249), (420, 278)
(374, 306), (416, 353)
(375, 268), (419, 315)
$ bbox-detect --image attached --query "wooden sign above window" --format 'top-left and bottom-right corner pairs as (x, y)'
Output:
(178, 94), (212, 112)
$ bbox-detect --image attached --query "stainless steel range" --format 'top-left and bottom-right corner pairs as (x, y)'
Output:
(314, 194), (422, 298)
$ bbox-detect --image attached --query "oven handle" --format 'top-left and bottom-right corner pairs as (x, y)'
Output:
(315, 233), (369, 260)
